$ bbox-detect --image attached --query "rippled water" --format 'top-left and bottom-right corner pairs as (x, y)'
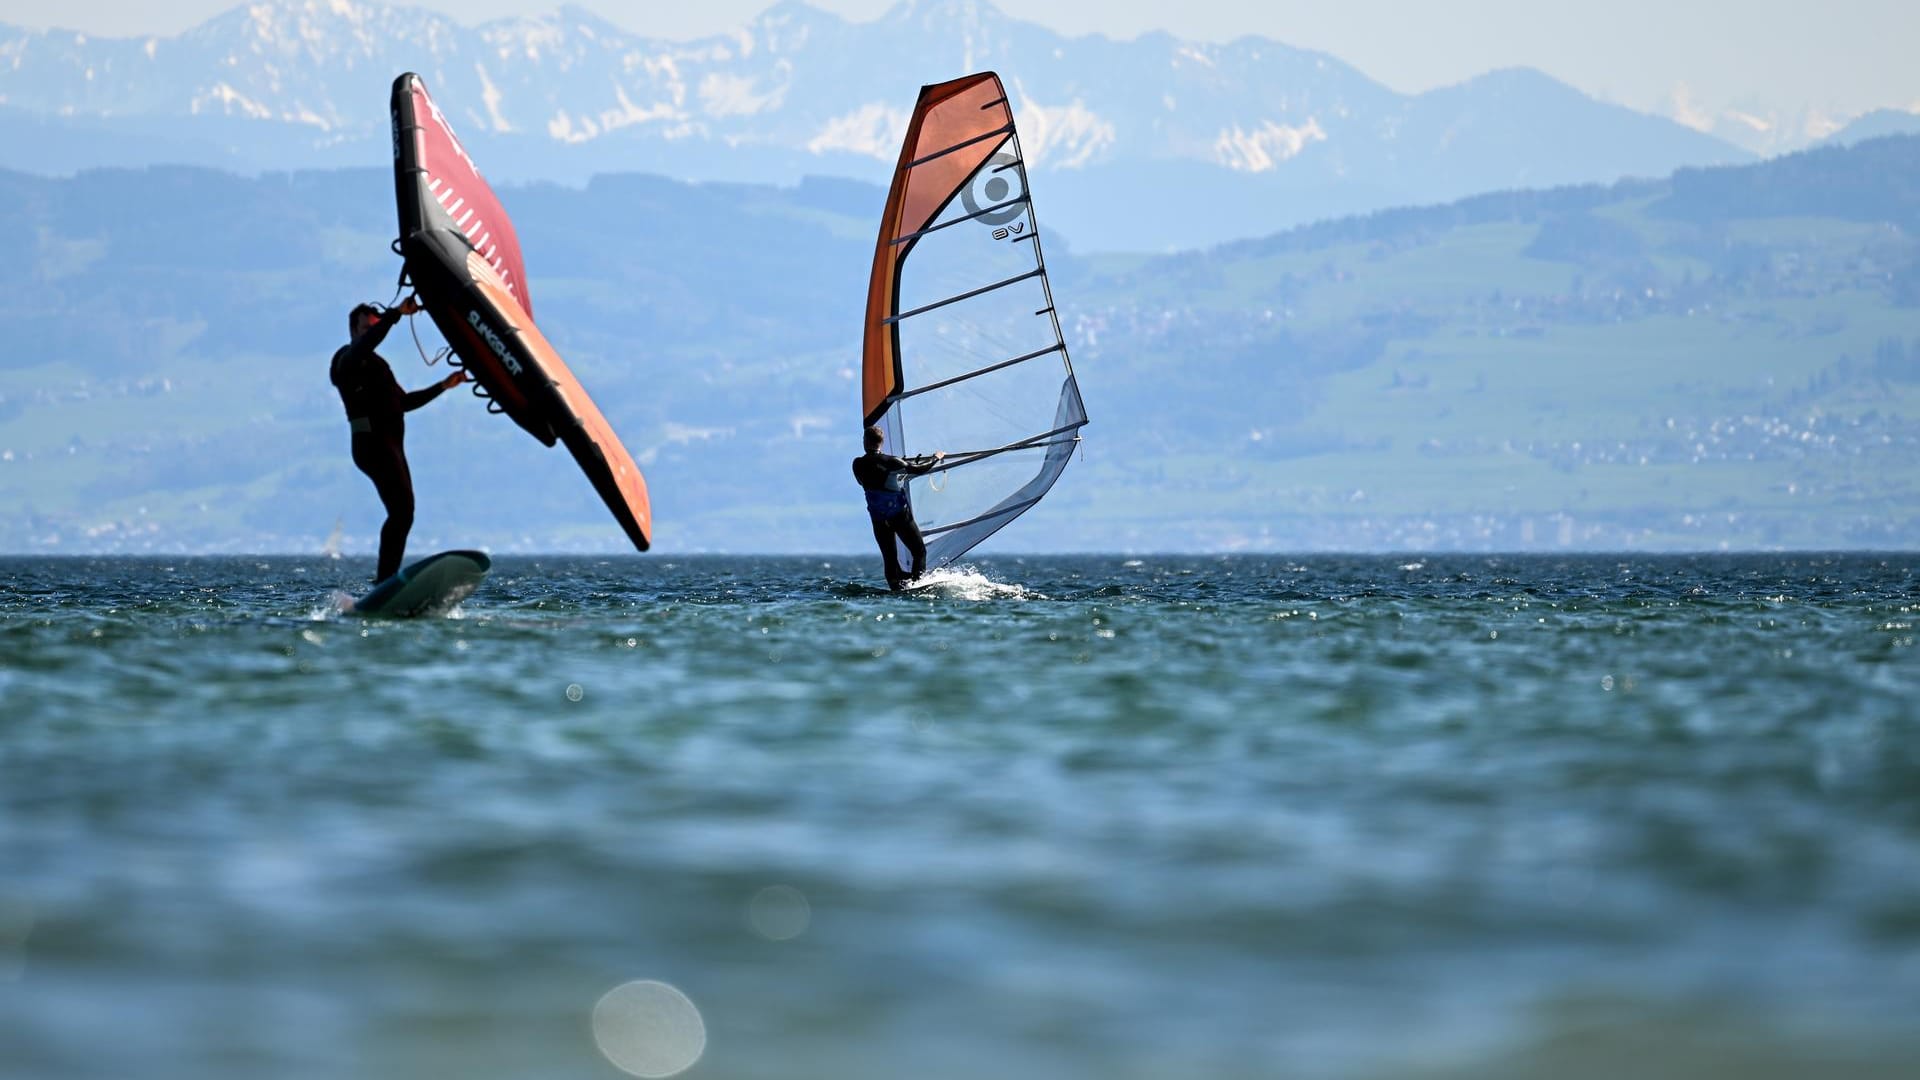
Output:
(3, 554), (1919, 1079)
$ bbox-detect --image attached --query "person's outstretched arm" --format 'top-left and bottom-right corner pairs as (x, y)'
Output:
(337, 299), (416, 380)
(403, 369), (468, 412)
(904, 450), (947, 475)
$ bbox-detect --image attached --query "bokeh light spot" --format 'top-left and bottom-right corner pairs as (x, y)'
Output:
(748, 885), (812, 941)
(592, 980), (706, 1078)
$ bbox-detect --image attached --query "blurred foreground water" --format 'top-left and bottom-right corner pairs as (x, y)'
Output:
(2, 554), (1919, 1079)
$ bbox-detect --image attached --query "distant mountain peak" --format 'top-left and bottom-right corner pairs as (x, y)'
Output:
(0, 0), (1750, 245)
(1822, 106), (1920, 148)
(749, 0), (850, 32)
(1445, 67), (1584, 99)
(1656, 82), (1858, 156)
(886, 0), (1010, 23)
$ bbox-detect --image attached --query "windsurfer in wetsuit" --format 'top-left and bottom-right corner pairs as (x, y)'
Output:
(853, 425), (944, 591)
(331, 300), (468, 582)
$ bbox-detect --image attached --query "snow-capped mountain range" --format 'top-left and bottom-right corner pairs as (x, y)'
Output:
(0, 0), (1756, 249)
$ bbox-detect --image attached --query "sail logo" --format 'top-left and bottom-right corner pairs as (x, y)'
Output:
(963, 153), (1028, 229)
(992, 222), (1027, 242)
(468, 311), (523, 375)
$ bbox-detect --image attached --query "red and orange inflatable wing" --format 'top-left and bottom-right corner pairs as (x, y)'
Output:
(391, 72), (651, 551)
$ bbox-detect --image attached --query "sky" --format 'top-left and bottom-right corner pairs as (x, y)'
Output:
(1, 0), (1917, 129)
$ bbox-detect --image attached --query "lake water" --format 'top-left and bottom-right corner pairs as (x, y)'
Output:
(3, 554), (1918, 1079)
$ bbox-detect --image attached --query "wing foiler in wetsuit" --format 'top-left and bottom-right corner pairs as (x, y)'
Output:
(852, 451), (937, 591)
(330, 306), (461, 582)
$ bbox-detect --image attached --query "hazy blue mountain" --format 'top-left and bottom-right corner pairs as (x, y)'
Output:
(0, 0), (1751, 250)
(1, 136), (1917, 555)
(1823, 109), (1920, 147)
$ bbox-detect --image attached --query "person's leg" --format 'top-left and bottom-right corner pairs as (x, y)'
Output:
(375, 452), (416, 582)
(892, 511), (928, 582)
(355, 439), (415, 582)
(870, 515), (905, 590)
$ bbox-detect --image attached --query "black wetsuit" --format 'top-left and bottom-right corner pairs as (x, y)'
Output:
(330, 309), (452, 582)
(853, 451), (934, 590)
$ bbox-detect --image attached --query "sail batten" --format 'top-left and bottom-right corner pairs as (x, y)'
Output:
(861, 71), (1087, 571)
(884, 267), (1046, 325)
(905, 124), (1015, 169)
(891, 343), (1068, 402)
(890, 195), (1032, 245)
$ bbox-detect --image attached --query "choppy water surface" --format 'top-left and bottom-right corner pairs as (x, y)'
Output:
(3, 554), (1919, 1079)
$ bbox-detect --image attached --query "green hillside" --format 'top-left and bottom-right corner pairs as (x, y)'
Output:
(1, 138), (1918, 552)
(1061, 136), (1920, 549)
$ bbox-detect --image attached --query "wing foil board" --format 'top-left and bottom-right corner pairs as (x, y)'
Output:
(352, 549), (491, 618)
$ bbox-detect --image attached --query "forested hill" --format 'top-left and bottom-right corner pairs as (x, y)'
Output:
(1, 136), (1918, 553)
(1196, 133), (1920, 259)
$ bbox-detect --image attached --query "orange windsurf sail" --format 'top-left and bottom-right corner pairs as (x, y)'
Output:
(862, 72), (1086, 569)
